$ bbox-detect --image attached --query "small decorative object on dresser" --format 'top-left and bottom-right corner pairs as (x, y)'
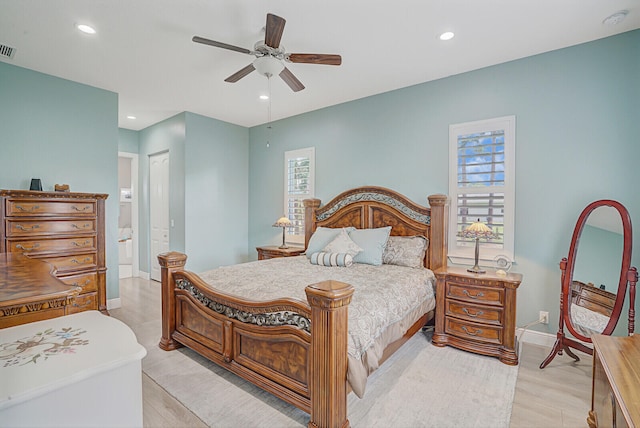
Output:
(54, 184), (70, 192)
(256, 245), (305, 260)
(29, 179), (42, 191)
(0, 189), (108, 316)
(433, 266), (522, 365)
(587, 334), (640, 428)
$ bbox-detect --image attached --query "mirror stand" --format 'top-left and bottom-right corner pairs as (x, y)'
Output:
(540, 199), (638, 369)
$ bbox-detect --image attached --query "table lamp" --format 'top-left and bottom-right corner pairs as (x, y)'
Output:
(458, 218), (495, 274)
(273, 216), (292, 249)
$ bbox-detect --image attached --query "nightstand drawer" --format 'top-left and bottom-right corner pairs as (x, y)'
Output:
(445, 300), (502, 326)
(445, 318), (503, 345)
(447, 282), (504, 306)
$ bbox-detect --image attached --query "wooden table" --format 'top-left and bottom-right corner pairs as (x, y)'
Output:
(0, 252), (80, 328)
(588, 334), (640, 428)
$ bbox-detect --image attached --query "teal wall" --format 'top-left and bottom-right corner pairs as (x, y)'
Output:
(184, 112), (249, 272)
(0, 61), (120, 300)
(118, 128), (139, 153)
(248, 30), (640, 334)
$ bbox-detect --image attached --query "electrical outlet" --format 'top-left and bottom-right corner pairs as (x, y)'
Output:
(539, 311), (549, 324)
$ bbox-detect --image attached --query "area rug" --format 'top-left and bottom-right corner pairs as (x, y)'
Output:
(142, 329), (519, 427)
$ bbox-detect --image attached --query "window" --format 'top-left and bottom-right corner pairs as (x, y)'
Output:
(448, 116), (516, 263)
(284, 147), (315, 244)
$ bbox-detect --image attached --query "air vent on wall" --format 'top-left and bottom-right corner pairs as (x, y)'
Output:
(0, 43), (16, 59)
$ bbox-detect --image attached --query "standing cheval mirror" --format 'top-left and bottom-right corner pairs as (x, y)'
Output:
(540, 200), (638, 369)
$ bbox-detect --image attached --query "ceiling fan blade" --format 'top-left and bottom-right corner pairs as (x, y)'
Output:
(279, 67), (305, 92)
(287, 53), (342, 66)
(224, 64), (256, 83)
(265, 13), (286, 49)
(192, 36), (251, 55)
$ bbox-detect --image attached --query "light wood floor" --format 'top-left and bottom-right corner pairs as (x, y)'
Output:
(111, 277), (593, 428)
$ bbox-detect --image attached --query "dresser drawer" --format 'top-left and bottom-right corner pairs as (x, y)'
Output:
(6, 199), (96, 217)
(6, 219), (96, 237)
(7, 236), (96, 255)
(445, 317), (503, 345)
(41, 253), (97, 273)
(446, 282), (504, 306)
(445, 300), (503, 326)
(66, 292), (98, 314)
(58, 272), (98, 293)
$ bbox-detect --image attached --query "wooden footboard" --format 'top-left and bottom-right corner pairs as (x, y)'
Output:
(158, 252), (354, 428)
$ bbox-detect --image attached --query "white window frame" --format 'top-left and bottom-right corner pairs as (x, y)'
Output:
(448, 116), (516, 264)
(284, 147), (315, 245)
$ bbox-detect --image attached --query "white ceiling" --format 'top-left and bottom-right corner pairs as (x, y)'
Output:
(1, 1), (638, 131)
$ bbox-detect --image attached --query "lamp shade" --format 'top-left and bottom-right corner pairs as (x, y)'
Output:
(273, 216), (292, 228)
(459, 219), (495, 239)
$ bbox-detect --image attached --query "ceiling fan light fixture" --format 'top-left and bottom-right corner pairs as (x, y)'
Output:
(253, 56), (284, 77)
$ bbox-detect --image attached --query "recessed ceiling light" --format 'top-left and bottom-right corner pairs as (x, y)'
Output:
(76, 24), (96, 34)
(439, 31), (455, 41)
(126, 115), (136, 120)
(259, 95), (269, 100)
(602, 10), (628, 26)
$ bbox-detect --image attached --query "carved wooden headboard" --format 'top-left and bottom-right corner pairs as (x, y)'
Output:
(303, 186), (448, 271)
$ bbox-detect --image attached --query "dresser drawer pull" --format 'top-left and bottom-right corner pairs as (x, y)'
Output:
(72, 240), (91, 247)
(71, 279), (92, 287)
(15, 243), (40, 251)
(15, 204), (40, 212)
(71, 223), (92, 230)
(463, 289), (485, 299)
(70, 257), (92, 264)
(73, 299), (94, 309)
(462, 307), (484, 318)
(15, 224), (41, 231)
(71, 205), (91, 212)
(461, 326), (483, 336)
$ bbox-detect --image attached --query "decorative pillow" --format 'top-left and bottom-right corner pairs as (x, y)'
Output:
(305, 226), (355, 258)
(382, 235), (429, 268)
(323, 228), (363, 256)
(309, 252), (354, 267)
(348, 226), (392, 266)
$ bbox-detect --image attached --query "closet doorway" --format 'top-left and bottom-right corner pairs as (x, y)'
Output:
(118, 152), (139, 279)
(149, 151), (170, 282)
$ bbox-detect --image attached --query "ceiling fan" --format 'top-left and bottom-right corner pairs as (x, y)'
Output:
(192, 13), (342, 92)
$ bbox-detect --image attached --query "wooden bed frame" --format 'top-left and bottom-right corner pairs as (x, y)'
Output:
(158, 186), (448, 428)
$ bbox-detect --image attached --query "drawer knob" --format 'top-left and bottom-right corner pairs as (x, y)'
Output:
(462, 307), (484, 318)
(463, 289), (485, 299)
(71, 279), (92, 287)
(71, 257), (92, 264)
(15, 224), (40, 231)
(71, 223), (91, 230)
(72, 240), (91, 247)
(15, 204), (40, 212)
(461, 326), (483, 336)
(71, 205), (91, 212)
(15, 243), (40, 251)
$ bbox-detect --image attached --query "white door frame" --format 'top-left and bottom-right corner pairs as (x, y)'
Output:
(149, 151), (170, 282)
(118, 152), (140, 278)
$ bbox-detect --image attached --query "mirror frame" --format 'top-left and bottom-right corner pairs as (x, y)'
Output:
(562, 199), (632, 342)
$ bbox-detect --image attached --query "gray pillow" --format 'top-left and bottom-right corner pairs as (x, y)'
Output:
(382, 235), (429, 268)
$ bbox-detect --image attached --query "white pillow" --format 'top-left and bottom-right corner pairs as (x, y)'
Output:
(348, 226), (392, 266)
(323, 228), (363, 256)
(305, 226), (355, 258)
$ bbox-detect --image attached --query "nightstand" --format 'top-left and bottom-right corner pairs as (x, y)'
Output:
(432, 266), (522, 365)
(256, 246), (305, 260)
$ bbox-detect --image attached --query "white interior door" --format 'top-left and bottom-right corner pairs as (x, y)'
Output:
(150, 152), (170, 281)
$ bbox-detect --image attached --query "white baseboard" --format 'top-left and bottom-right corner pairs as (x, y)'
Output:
(138, 271), (150, 280)
(107, 297), (122, 310)
(516, 328), (556, 347)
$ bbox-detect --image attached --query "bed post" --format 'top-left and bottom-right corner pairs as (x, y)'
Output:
(427, 194), (449, 271)
(305, 280), (354, 428)
(304, 198), (321, 250)
(158, 251), (187, 351)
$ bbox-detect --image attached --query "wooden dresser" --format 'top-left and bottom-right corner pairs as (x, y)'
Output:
(588, 334), (640, 428)
(0, 190), (108, 315)
(256, 245), (305, 260)
(433, 266), (522, 365)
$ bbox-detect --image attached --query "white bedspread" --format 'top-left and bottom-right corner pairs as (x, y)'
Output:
(198, 256), (436, 397)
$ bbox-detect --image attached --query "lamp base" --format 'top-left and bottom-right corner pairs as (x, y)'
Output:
(467, 266), (486, 274)
(279, 244), (289, 249)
